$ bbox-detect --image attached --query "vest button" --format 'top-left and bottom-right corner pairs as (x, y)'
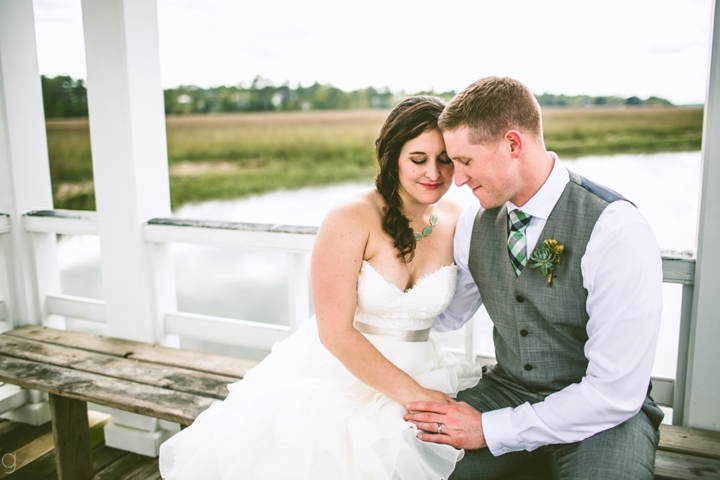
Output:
(515, 295), (524, 303)
(524, 364), (533, 371)
(520, 329), (528, 337)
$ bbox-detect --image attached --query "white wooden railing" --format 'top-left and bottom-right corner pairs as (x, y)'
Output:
(0, 214), (10, 324)
(6, 208), (697, 425)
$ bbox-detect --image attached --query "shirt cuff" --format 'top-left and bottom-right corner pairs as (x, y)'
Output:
(482, 407), (519, 456)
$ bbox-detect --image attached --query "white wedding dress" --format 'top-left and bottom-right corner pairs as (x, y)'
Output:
(159, 260), (482, 479)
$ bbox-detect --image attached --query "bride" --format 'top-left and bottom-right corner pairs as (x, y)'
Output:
(159, 96), (482, 479)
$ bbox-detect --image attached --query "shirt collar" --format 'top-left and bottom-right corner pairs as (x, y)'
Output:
(506, 152), (569, 221)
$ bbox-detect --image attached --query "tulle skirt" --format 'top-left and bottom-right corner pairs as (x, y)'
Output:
(159, 317), (482, 479)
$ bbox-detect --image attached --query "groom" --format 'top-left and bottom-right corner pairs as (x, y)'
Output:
(405, 77), (664, 479)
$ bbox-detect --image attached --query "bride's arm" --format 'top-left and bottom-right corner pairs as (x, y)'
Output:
(312, 202), (449, 406)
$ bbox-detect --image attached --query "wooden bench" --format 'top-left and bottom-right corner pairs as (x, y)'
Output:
(656, 425), (720, 479)
(0, 326), (719, 480)
(0, 325), (256, 480)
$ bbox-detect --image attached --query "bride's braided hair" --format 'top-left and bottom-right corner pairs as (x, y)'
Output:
(374, 96), (446, 262)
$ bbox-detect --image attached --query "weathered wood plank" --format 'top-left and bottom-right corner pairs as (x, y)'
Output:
(6, 434), (125, 480)
(49, 395), (93, 480)
(0, 416), (53, 459)
(660, 424), (720, 461)
(88, 445), (130, 480)
(91, 452), (158, 480)
(4, 326), (257, 378)
(1, 433), (57, 479)
(0, 336), (238, 399)
(0, 355), (217, 425)
(142, 468), (163, 480)
(0, 411), (110, 480)
(0, 418), (16, 437)
(6, 450), (59, 480)
(655, 450), (720, 479)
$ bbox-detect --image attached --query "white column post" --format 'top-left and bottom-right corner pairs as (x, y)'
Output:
(81, 0), (176, 344)
(0, 0), (62, 426)
(81, 0), (178, 455)
(0, 218), (13, 332)
(672, 284), (694, 426)
(684, 0), (720, 431)
(0, 0), (63, 330)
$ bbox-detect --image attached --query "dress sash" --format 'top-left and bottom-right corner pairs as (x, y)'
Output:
(353, 321), (430, 342)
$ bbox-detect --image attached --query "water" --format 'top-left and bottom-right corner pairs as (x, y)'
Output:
(57, 151), (702, 376)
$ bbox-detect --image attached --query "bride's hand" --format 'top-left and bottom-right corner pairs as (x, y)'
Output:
(408, 388), (453, 408)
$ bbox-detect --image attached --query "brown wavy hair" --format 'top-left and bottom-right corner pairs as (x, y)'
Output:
(374, 95), (446, 261)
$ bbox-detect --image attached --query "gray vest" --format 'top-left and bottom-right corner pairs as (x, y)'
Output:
(468, 171), (629, 393)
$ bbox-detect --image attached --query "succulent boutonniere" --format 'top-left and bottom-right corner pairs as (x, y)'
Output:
(529, 239), (565, 287)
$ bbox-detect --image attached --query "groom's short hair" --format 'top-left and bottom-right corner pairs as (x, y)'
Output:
(439, 76), (543, 144)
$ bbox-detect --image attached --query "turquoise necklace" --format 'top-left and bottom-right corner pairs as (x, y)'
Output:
(413, 208), (438, 241)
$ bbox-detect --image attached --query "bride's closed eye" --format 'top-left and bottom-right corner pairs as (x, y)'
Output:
(410, 155), (451, 165)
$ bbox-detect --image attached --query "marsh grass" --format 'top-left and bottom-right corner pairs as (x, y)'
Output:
(542, 108), (702, 156)
(46, 107), (703, 210)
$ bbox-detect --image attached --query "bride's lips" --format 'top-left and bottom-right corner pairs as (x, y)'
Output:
(419, 182), (443, 190)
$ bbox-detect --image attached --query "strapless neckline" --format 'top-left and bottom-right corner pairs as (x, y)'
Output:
(361, 260), (456, 294)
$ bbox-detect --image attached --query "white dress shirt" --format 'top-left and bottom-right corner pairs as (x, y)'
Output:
(435, 155), (664, 456)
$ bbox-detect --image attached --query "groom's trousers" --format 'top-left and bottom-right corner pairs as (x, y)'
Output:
(450, 365), (660, 480)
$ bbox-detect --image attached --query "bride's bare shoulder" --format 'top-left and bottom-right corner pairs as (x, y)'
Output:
(319, 188), (382, 233)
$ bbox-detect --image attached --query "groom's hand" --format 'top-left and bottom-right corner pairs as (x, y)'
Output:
(404, 400), (487, 450)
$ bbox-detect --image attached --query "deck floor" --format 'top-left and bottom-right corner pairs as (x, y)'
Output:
(1, 411), (160, 480)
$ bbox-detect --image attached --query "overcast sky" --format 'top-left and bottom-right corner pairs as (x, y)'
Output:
(33, 0), (714, 105)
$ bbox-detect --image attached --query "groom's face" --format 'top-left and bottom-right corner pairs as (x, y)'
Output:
(443, 126), (521, 209)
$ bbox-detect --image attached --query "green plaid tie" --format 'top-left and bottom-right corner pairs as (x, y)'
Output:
(508, 209), (532, 276)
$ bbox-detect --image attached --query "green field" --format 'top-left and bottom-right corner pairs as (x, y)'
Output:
(46, 107), (703, 210)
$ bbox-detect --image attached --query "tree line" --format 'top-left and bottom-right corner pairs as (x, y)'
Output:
(162, 76), (413, 114)
(535, 92), (672, 108)
(41, 74), (675, 119)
